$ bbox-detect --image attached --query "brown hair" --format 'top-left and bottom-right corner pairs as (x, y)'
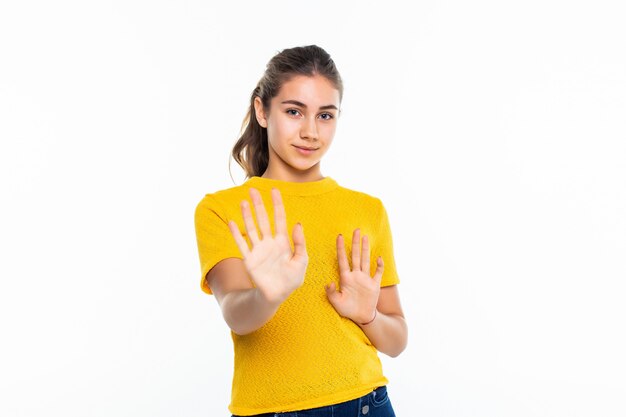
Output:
(231, 45), (343, 179)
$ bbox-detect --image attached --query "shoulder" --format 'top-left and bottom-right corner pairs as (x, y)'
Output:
(334, 183), (385, 211)
(194, 183), (249, 221)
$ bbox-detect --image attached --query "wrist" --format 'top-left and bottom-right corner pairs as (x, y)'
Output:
(254, 287), (286, 309)
(359, 309), (378, 326)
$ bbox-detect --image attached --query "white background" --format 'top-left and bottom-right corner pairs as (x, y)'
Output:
(1, 1), (625, 416)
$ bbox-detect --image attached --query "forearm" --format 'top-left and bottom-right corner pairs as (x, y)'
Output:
(220, 288), (281, 336)
(358, 311), (408, 357)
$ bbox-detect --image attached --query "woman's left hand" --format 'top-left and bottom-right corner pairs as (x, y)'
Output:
(325, 228), (384, 325)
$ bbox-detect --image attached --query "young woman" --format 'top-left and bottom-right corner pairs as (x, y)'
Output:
(194, 45), (407, 417)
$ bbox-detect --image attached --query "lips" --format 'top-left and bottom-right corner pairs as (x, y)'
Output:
(293, 145), (318, 151)
(293, 145), (318, 155)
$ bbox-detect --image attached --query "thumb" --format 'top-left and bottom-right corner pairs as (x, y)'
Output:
(325, 282), (340, 306)
(372, 256), (384, 285)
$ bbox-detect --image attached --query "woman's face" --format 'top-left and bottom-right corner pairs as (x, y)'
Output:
(254, 74), (341, 182)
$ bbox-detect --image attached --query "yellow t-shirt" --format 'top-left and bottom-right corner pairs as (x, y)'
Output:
(194, 176), (400, 415)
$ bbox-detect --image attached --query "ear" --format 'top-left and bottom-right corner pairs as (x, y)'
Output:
(253, 97), (268, 128)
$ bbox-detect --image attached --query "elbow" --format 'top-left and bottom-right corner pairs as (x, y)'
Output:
(385, 339), (408, 358)
(384, 319), (408, 358)
(388, 346), (407, 358)
(229, 321), (260, 336)
(229, 324), (251, 336)
(224, 314), (256, 336)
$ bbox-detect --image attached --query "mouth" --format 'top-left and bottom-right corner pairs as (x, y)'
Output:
(293, 145), (319, 151)
(293, 145), (319, 155)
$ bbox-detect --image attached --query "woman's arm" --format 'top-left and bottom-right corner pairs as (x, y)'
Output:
(325, 229), (408, 357)
(207, 188), (308, 336)
(357, 285), (408, 357)
(207, 258), (288, 336)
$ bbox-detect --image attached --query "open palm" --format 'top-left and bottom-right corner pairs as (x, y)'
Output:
(326, 228), (384, 324)
(228, 187), (308, 304)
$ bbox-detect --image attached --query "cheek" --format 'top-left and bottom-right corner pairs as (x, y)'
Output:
(321, 123), (337, 140)
(268, 117), (297, 140)
(266, 125), (283, 147)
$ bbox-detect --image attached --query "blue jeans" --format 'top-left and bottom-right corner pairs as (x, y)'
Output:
(232, 386), (396, 417)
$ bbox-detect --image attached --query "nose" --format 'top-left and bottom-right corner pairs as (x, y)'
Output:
(300, 115), (319, 141)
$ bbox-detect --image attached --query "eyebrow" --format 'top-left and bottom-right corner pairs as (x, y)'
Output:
(280, 100), (339, 111)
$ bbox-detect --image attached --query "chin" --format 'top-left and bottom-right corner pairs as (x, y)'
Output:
(291, 162), (320, 172)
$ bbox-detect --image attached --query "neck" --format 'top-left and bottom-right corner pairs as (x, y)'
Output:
(261, 164), (324, 183)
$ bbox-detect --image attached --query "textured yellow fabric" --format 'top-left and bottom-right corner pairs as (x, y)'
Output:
(194, 176), (400, 415)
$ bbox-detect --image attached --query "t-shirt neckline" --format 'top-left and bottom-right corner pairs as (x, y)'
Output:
(245, 176), (338, 196)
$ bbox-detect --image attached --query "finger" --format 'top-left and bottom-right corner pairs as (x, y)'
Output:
(249, 188), (272, 238)
(361, 234), (370, 272)
(292, 222), (308, 263)
(336, 234), (349, 273)
(351, 228), (361, 271)
(240, 200), (260, 244)
(372, 256), (384, 284)
(228, 220), (251, 257)
(325, 282), (340, 307)
(272, 188), (287, 236)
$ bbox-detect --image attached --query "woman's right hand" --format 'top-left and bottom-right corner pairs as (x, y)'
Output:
(228, 187), (308, 305)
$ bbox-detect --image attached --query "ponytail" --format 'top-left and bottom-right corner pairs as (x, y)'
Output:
(231, 86), (269, 178)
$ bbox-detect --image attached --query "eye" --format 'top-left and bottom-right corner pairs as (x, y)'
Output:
(286, 109), (301, 116)
(319, 113), (334, 120)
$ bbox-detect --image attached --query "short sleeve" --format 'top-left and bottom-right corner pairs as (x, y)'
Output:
(374, 199), (400, 287)
(194, 194), (243, 294)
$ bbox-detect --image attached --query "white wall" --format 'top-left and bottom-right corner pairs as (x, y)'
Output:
(1, 1), (625, 416)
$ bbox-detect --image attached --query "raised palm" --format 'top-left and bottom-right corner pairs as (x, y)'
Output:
(326, 228), (384, 324)
(228, 187), (308, 304)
